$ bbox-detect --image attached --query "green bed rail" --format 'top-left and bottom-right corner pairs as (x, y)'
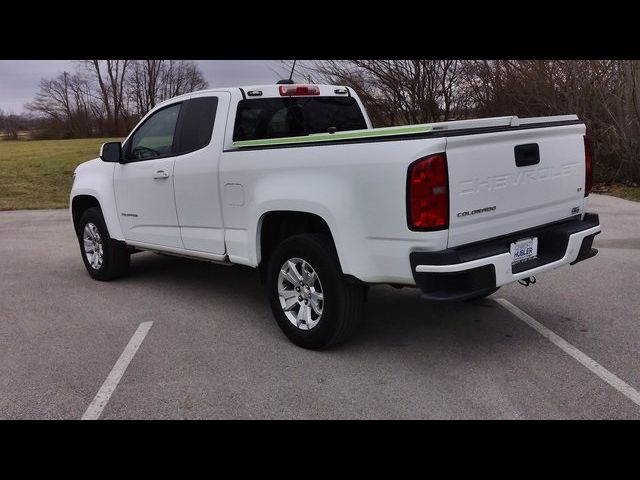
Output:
(232, 124), (434, 148)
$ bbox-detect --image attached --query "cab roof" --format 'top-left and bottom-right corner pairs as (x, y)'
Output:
(156, 84), (351, 107)
(235, 84), (350, 98)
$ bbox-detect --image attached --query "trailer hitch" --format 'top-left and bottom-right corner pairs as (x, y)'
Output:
(518, 276), (537, 287)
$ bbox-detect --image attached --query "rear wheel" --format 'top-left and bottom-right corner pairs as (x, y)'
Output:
(267, 234), (365, 350)
(78, 207), (130, 281)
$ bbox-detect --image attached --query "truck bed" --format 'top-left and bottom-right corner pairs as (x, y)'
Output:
(232, 115), (581, 149)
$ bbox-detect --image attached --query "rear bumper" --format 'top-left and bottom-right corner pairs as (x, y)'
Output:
(411, 213), (601, 301)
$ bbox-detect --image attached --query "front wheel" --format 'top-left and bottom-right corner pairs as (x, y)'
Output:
(267, 234), (365, 350)
(77, 207), (130, 281)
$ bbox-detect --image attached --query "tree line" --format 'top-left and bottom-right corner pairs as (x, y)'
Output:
(21, 60), (208, 139)
(302, 60), (640, 185)
(0, 109), (26, 140)
(5, 59), (640, 184)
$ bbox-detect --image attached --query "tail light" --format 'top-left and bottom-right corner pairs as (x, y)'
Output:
(279, 84), (320, 96)
(407, 153), (449, 230)
(584, 136), (593, 197)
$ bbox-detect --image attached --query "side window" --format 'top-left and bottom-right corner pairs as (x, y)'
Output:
(175, 97), (218, 154)
(128, 103), (181, 161)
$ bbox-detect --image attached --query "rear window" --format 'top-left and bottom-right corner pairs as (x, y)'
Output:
(233, 96), (367, 142)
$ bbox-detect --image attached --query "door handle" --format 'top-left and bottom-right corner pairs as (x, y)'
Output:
(153, 170), (170, 179)
(514, 143), (540, 167)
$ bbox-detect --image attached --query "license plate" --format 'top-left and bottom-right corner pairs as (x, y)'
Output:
(510, 237), (538, 265)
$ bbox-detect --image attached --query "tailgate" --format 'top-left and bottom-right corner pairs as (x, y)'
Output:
(446, 122), (586, 248)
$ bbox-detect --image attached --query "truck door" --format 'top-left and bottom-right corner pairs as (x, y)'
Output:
(173, 93), (230, 255)
(113, 102), (183, 248)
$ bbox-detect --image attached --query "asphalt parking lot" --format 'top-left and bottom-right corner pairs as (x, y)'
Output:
(1, 193), (639, 419)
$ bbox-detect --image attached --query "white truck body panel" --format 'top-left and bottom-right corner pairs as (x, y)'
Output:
(173, 91), (231, 254)
(113, 155), (182, 248)
(70, 159), (123, 240)
(219, 137), (449, 283)
(446, 123), (587, 247)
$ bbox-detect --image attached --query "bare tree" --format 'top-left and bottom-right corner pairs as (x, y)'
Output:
(3, 115), (21, 139)
(462, 59), (640, 182)
(303, 60), (467, 126)
(159, 60), (208, 101)
(25, 59), (209, 139)
(128, 60), (165, 117)
(79, 60), (130, 135)
(595, 61), (640, 182)
(128, 60), (208, 118)
(25, 71), (95, 137)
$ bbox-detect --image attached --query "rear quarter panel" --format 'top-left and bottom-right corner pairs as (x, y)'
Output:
(219, 138), (448, 284)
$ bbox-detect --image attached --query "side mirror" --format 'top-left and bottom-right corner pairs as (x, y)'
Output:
(100, 142), (122, 163)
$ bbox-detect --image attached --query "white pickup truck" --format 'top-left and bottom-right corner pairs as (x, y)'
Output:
(70, 82), (601, 349)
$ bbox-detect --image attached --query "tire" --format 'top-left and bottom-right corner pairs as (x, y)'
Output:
(77, 207), (130, 281)
(267, 234), (365, 350)
(463, 287), (500, 302)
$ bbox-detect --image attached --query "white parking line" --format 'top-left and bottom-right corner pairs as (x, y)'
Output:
(496, 298), (640, 408)
(81, 321), (154, 420)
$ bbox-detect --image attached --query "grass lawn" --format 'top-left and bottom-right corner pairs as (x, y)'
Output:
(607, 186), (640, 202)
(595, 185), (640, 203)
(0, 138), (121, 210)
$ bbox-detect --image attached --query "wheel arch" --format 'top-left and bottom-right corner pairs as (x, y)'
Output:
(70, 191), (124, 241)
(71, 194), (102, 236)
(257, 210), (342, 281)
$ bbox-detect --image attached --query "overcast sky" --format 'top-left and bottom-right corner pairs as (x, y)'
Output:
(0, 60), (291, 113)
